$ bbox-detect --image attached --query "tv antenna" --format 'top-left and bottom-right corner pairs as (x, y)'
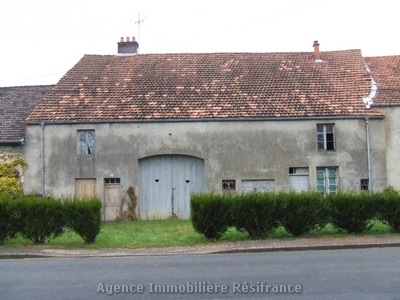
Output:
(135, 12), (145, 43)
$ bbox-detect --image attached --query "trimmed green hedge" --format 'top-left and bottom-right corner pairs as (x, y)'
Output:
(0, 193), (17, 245)
(13, 196), (65, 244)
(64, 197), (102, 244)
(233, 193), (281, 239)
(279, 191), (328, 236)
(190, 193), (232, 239)
(326, 192), (376, 234)
(0, 194), (102, 244)
(375, 187), (400, 232)
(191, 189), (400, 239)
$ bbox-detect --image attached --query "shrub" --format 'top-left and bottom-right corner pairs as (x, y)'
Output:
(279, 191), (327, 236)
(0, 158), (27, 196)
(122, 186), (138, 221)
(64, 197), (102, 244)
(13, 196), (65, 244)
(190, 193), (232, 239)
(233, 192), (281, 239)
(375, 187), (400, 232)
(326, 192), (375, 234)
(0, 193), (18, 245)
(0, 177), (22, 196)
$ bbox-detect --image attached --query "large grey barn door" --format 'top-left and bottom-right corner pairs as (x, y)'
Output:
(139, 155), (204, 220)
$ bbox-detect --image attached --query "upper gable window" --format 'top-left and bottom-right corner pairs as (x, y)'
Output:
(77, 130), (95, 155)
(317, 124), (335, 151)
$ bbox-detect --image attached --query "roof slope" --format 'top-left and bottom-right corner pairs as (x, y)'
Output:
(27, 50), (382, 122)
(364, 55), (400, 105)
(0, 85), (54, 142)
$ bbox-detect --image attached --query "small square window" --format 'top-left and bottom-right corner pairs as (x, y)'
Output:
(360, 179), (369, 191)
(78, 130), (95, 155)
(222, 180), (236, 193)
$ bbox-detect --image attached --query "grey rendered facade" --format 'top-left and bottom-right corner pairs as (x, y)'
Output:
(24, 117), (387, 219)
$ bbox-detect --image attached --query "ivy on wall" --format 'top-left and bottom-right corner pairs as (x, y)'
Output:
(0, 156), (27, 196)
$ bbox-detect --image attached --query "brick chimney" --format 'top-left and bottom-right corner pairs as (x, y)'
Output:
(313, 40), (322, 62)
(118, 36), (139, 55)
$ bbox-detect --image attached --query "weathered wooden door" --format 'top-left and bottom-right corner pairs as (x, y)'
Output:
(75, 179), (96, 199)
(104, 183), (122, 221)
(139, 155), (204, 220)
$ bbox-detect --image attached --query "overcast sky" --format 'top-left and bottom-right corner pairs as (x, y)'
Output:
(0, 0), (398, 87)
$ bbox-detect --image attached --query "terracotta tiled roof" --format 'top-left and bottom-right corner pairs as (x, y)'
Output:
(364, 56), (400, 105)
(0, 85), (54, 142)
(27, 50), (382, 122)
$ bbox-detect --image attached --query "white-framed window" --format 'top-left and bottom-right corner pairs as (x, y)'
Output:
(317, 124), (335, 151)
(317, 167), (338, 195)
(77, 130), (95, 155)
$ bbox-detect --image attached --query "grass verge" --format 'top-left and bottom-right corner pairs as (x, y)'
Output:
(3, 219), (398, 249)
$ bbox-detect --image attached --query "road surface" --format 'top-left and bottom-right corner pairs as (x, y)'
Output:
(1, 247), (400, 299)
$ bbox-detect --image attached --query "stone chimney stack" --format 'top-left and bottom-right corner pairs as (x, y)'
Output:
(313, 40), (322, 62)
(118, 36), (139, 55)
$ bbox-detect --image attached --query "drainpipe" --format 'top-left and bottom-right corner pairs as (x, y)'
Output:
(363, 63), (378, 194)
(365, 117), (372, 194)
(40, 121), (45, 196)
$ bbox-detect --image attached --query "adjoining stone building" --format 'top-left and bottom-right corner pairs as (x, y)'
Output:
(0, 85), (53, 154)
(364, 56), (400, 191)
(0, 85), (53, 187)
(23, 40), (387, 220)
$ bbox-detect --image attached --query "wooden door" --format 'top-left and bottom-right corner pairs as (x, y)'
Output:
(104, 184), (122, 221)
(75, 179), (96, 199)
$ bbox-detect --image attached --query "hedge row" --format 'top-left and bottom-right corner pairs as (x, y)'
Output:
(0, 194), (101, 245)
(190, 188), (400, 239)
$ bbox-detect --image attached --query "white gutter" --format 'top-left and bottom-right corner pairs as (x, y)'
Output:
(363, 64), (378, 109)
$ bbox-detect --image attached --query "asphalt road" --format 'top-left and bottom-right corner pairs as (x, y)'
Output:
(1, 247), (400, 299)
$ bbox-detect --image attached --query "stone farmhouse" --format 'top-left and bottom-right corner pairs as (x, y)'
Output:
(22, 39), (392, 220)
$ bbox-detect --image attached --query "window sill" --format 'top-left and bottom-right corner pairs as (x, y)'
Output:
(77, 154), (96, 161)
